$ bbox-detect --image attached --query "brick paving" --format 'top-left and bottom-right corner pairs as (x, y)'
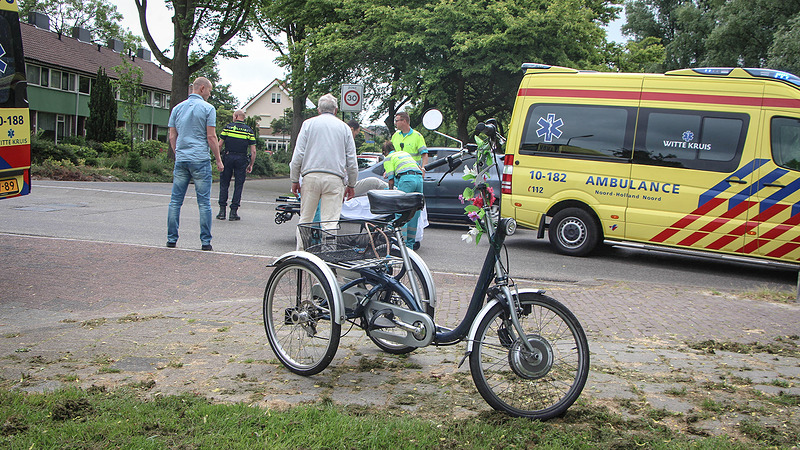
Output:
(0, 233), (798, 438)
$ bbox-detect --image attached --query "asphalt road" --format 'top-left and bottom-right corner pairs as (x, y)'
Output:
(1, 178), (796, 293)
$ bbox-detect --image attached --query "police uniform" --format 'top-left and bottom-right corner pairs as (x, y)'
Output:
(217, 120), (256, 220)
(384, 150), (423, 248)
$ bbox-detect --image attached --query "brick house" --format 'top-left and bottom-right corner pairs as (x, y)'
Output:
(21, 13), (172, 142)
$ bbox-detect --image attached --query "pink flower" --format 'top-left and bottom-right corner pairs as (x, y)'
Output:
(467, 211), (480, 222)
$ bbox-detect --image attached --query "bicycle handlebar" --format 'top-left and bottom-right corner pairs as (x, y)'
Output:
(423, 155), (454, 171)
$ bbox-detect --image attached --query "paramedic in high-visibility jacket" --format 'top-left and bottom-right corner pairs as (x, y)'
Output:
(382, 140), (423, 249)
(391, 111), (428, 171)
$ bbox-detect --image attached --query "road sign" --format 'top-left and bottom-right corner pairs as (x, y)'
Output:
(340, 84), (363, 112)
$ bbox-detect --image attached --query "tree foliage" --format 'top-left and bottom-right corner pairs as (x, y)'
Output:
(308, 0), (616, 141)
(85, 68), (116, 143)
(190, 52), (239, 110)
(113, 57), (145, 154)
(253, 0), (343, 151)
(134, 0), (255, 113)
(622, 0), (800, 71)
(19, 0), (141, 50)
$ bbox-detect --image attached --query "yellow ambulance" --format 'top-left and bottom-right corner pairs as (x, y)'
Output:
(501, 64), (800, 266)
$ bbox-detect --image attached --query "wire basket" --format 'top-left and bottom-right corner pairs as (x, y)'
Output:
(298, 220), (390, 263)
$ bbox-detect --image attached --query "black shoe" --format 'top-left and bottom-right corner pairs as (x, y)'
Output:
(166, 242), (176, 248)
(413, 241), (420, 251)
(201, 244), (213, 251)
(216, 208), (226, 220)
(229, 209), (240, 221)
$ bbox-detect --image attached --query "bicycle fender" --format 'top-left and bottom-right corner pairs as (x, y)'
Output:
(271, 251), (345, 325)
(405, 247), (437, 308)
(465, 298), (502, 354)
(464, 288), (546, 353)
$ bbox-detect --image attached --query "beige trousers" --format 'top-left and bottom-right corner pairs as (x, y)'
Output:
(296, 172), (345, 250)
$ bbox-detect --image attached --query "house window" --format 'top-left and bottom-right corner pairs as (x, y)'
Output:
(27, 65), (40, 85)
(51, 70), (62, 89)
(61, 72), (75, 91)
(143, 90), (152, 105)
(79, 76), (91, 94)
(271, 93), (281, 104)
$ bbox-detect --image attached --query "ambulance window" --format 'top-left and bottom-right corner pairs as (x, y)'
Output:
(635, 109), (747, 172)
(519, 104), (634, 160)
(771, 117), (800, 171)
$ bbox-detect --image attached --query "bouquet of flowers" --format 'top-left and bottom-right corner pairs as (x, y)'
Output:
(460, 135), (497, 245)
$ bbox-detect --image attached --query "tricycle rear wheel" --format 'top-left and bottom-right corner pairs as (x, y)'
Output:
(264, 258), (341, 376)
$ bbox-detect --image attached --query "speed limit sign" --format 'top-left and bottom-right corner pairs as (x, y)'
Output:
(340, 84), (363, 112)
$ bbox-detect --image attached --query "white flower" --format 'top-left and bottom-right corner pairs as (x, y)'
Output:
(461, 227), (479, 244)
(463, 164), (478, 178)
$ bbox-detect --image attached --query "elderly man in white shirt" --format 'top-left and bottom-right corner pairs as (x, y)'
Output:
(289, 93), (359, 249)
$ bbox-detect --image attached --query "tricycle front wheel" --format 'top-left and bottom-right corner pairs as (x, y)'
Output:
(469, 292), (589, 419)
(263, 258), (341, 376)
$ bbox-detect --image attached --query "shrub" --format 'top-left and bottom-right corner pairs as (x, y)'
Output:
(101, 141), (127, 156)
(251, 151), (274, 177)
(115, 127), (131, 143)
(272, 149), (292, 164)
(30, 133), (59, 163)
(135, 140), (168, 158)
(127, 152), (142, 173)
(62, 135), (87, 146)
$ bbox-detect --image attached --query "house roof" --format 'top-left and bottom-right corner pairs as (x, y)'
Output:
(20, 22), (172, 92)
(242, 78), (290, 110)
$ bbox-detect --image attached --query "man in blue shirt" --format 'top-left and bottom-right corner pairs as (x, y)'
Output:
(166, 77), (224, 251)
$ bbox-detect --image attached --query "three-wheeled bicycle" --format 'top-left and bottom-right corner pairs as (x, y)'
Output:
(263, 109), (589, 419)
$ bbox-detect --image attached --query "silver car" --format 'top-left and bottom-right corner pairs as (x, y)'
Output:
(357, 147), (504, 222)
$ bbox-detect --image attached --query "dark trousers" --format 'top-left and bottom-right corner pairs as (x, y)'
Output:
(218, 152), (249, 209)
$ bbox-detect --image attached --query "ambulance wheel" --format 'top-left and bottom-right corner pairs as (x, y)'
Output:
(549, 208), (599, 257)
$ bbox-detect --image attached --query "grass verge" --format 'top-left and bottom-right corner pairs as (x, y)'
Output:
(0, 387), (781, 449)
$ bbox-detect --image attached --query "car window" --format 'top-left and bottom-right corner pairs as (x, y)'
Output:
(634, 108), (748, 172)
(772, 117), (800, 171)
(520, 104), (635, 159)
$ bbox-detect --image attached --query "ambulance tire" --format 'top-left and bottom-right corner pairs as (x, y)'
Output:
(549, 208), (600, 257)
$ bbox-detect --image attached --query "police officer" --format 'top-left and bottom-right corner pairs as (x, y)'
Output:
(216, 110), (257, 221)
(382, 140), (423, 249)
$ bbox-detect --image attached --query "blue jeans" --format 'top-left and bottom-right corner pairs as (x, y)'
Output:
(167, 160), (213, 245)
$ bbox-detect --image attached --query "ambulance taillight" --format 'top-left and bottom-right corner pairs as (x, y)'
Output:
(502, 154), (514, 195)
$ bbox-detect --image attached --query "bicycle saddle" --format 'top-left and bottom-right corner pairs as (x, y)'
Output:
(367, 190), (424, 227)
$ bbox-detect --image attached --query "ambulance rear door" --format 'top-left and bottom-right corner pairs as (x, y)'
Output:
(750, 92), (800, 263)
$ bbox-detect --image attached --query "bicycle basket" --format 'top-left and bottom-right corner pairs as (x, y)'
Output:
(298, 220), (390, 263)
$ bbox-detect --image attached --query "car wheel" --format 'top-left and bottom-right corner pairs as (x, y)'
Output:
(548, 208), (600, 256)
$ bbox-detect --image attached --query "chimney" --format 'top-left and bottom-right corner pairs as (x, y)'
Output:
(136, 47), (151, 61)
(71, 26), (92, 43)
(107, 38), (124, 53)
(28, 11), (49, 30)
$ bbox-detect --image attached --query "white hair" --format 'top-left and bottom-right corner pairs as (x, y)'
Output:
(317, 94), (338, 113)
